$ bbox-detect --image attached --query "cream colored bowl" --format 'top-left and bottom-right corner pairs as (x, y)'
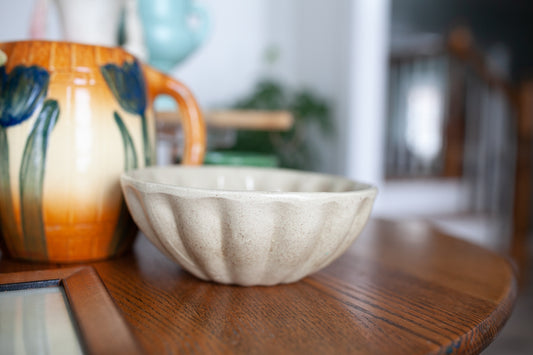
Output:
(121, 166), (377, 286)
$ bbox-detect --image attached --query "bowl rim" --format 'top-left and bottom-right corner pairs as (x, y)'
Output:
(121, 165), (378, 200)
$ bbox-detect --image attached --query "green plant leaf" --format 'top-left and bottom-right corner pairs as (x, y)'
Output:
(230, 78), (333, 170)
(234, 80), (287, 110)
(19, 99), (59, 258)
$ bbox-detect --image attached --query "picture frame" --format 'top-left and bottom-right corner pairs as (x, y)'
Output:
(0, 266), (143, 355)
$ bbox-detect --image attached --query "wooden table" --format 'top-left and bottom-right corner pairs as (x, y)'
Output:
(0, 219), (517, 354)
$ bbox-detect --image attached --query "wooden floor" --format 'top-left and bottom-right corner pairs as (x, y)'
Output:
(484, 239), (533, 354)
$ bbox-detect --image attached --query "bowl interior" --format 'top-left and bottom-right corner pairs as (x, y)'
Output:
(123, 166), (373, 194)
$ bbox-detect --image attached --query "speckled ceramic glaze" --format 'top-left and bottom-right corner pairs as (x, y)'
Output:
(121, 166), (377, 286)
(0, 41), (205, 262)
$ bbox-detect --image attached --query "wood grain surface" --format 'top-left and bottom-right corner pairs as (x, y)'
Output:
(0, 219), (517, 355)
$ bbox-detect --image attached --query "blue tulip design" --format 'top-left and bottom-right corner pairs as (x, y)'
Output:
(101, 60), (153, 166)
(0, 65), (49, 127)
(0, 64), (51, 255)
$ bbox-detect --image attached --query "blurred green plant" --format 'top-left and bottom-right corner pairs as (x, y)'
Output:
(229, 79), (334, 170)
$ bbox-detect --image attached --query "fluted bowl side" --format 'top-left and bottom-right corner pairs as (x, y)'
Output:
(121, 166), (377, 286)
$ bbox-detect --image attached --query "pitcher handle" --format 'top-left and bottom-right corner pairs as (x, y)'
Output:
(142, 65), (206, 165)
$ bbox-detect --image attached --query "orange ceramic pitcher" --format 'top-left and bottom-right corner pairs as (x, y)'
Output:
(0, 41), (205, 262)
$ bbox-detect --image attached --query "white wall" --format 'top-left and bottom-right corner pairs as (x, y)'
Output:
(0, 0), (61, 41)
(170, 0), (269, 109)
(0, 1), (35, 40)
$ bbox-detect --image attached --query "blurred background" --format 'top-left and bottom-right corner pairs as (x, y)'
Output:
(1, 1), (532, 352)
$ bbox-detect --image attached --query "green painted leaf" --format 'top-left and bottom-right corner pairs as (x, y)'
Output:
(140, 113), (152, 166)
(114, 111), (138, 170)
(19, 99), (59, 257)
(109, 112), (138, 254)
(0, 50), (6, 67)
(0, 126), (21, 254)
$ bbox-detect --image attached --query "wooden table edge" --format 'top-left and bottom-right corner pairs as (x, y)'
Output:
(420, 221), (520, 354)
